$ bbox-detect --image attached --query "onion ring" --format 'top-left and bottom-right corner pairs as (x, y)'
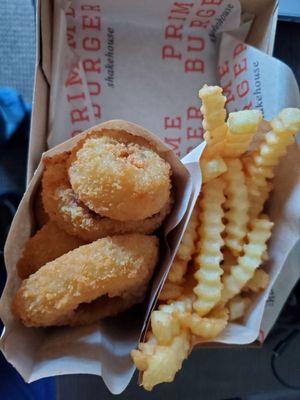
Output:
(12, 234), (159, 327)
(16, 221), (86, 279)
(68, 129), (172, 221)
(42, 152), (172, 241)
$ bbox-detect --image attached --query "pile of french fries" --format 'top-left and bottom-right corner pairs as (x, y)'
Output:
(132, 84), (300, 391)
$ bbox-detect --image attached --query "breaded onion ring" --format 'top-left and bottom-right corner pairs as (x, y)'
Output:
(33, 185), (49, 228)
(16, 221), (86, 280)
(42, 153), (171, 241)
(56, 288), (145, 327)
(68, 129), (172, 221)
(12, 234), (159, 327)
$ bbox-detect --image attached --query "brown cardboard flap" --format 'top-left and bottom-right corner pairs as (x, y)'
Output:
(40, 0), (53, 83)
(241, 0), (278, 53)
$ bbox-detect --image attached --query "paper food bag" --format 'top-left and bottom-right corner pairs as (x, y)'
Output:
(0, 120), (204, 394)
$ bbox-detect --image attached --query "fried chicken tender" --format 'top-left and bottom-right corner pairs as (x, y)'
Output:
(42, 153), (171, 241)
(68, 129), (172, 221)
(12, 234), (159, 327)
(16, 221), (86, 280)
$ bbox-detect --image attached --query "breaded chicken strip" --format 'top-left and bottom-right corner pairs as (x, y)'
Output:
(12, 234), (159, 327)
(16, 221), (85, 279)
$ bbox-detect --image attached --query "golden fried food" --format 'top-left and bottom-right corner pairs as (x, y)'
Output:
(16, 221), (85, 279)
(221, 248), (237, 275)
(200, 156), (227, 183)
(133, 294), (228, 390)
(167, 207), (198, 285)
(33, 185), (49, 228)
(42, 153), (171, 241)
(132, 332), (190, 391)
(68, 130), (172, 221)
(228, 295), (251, 321)
(179, 311), (227, 339)
(193, 177), (225, 316)
(221, 217), (273, 304)
(12, 234), (159, 327)
(223, 159), (249, 255)
(244, 108), (300, 218)
(55, 288), (145, 327)
(159, 282), (183, 301)
(199, 85), (227, 146)
(243, 269), (270, 292)
(133, 296), (193, 390)
(222, 110), (262, 157)
(133, 85), (300, 391)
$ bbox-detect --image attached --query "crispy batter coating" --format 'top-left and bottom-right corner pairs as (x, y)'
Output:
(56, 288), (145, 327)
(33, 185), (49, 228)
(12, 234), (159, 327)
(68, 130), (172, 221)
(42, 153), (171, 241)
(16, 221), (86, 280)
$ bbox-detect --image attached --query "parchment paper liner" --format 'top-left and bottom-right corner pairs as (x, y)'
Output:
(140, 123), (300, 350)
(0, 119), (204, 394)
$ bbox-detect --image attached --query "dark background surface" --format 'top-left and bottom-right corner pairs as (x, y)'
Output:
(0, 2), (300, 399)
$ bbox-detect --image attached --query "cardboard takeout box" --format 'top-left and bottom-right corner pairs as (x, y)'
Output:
(28, 0), (280, 180)
(1, 0), (300, 395)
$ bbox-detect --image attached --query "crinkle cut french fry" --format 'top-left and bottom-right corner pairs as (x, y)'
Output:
(193, 178), (226, 316)
(167, 259), (188, 284)
(131, 336), (157, 371)
(132, 86), (298, 392)
(228, 295), (251, 321)
(244, 108), (300, 218)
(244, 160), (274, 197)
(221, 249), (237, 275)
(159, 282), (183, 301)
(152, 298), (193, 345)
(133, 298), (192, 390)
(244, 162), (273, 219)
(208, 306), (229, 320)
(199, 85), (227, 145)
(178, 312), (227, 339)
(176, 207), (199, 263)
(221, 110), (262, 157)
(151, 310), (181, 345)
(255, 108), (300, 167)
(133, 290), (228, 390)
(132, 332), (190, 391)
(154, 296), (227, 341)
(243, 269), (270, 292)
(167, 207), (199, 285)
(223, 159), (249, 255)
(221, 216), (273, 304)
(200, 156), (227, 183)
(262, 249), (269, 262)
(248, 181), (273, 219)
